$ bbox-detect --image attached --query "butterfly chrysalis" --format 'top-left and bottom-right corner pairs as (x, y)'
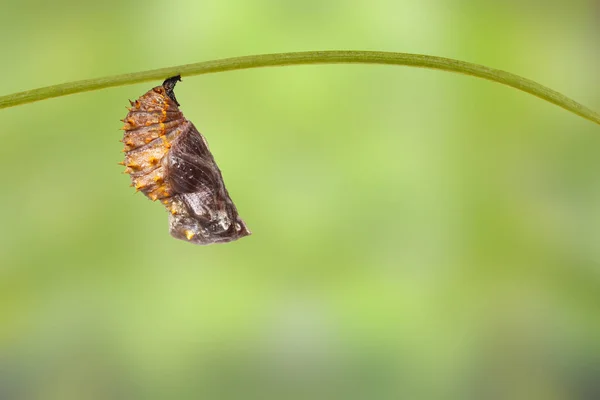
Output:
(120, 76), (250, 245)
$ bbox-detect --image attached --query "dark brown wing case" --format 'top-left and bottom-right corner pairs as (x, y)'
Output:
(120, 76), (250, 245)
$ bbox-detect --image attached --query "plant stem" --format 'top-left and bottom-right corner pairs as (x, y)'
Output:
(0, 51), (598, 125)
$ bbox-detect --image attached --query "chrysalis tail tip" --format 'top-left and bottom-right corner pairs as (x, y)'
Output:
(162, 75), (181, 90)
(162, 75), (181, 106)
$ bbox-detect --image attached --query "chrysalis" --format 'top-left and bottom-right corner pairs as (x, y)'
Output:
(120, 76), (250, 244)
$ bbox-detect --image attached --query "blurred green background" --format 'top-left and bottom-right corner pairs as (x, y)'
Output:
(1, 0), (599, 399)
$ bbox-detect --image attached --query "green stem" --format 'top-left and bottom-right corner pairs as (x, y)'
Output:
(1, 51), (598, 125)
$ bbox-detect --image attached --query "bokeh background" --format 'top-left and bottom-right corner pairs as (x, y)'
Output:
(1, 1), (599, 399)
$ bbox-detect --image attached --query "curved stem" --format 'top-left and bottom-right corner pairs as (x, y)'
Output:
(1, 51), (598, 125)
